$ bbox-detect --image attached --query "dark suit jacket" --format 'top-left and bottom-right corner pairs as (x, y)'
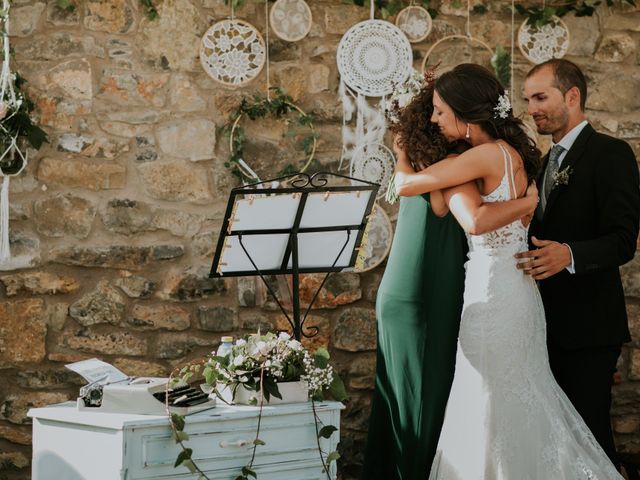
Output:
(530, 123), (640, 349)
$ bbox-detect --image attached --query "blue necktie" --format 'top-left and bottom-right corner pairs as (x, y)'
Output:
(543, 144), (565, 207)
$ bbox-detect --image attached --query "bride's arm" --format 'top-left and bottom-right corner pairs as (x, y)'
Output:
(443, 181), (538, 235)
(395, 143), (497, 196)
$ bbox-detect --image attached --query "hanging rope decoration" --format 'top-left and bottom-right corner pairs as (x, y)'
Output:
(269, 0), (312, 42)
(0, 0), (37, 266)
(199, 17), (266, 86)
(518, 15), (570, 64)
(395, 4), (433, 43)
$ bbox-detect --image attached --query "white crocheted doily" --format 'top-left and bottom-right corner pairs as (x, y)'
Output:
(395, 6), (432, 43)
(270, 0), (312, 42)
(357, 205), (392, 272)
(200, 19), (266, 86)
(350, 142), (396, 199)
(337, 19), (413, 97)
(518, 16), (570, 64)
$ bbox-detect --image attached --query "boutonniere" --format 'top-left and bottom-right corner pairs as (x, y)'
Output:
(552, 166), (573, 188)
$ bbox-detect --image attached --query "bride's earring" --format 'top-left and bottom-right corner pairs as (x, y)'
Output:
(465, 124), (470, 139)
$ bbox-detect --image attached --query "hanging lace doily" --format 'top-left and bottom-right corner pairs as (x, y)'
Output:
(518, 16), (570, 64)
(200, 19), (266, 86)
(395, 6), (432, 43)
(350, 143), (396, 199)
(355, 205), (393, 272)
(337, 19), (413, 97)
(270, 0), (312, 42)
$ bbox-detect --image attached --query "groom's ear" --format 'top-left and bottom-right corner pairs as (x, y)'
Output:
(564, 86), (582, 110)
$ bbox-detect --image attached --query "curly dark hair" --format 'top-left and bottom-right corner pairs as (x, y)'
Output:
(387, 83), (450, 167)
(434, 63), (542, 183)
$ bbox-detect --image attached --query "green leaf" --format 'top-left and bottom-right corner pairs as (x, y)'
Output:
(491, 44), (511, 88)
(326, 451), (341, 464)
(328, 375), (348, 402)
(253, 438), (266, 446)
(172, 430), (190, 443)
(318, 425), (338, 439)
(242, 466), (257, 478)
(174, 448), (192, 468)
(171, 413), (185, 432)
(203, 365), (217, 385)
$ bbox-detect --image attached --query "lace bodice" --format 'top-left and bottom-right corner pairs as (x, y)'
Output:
(466, 143), (529, 253)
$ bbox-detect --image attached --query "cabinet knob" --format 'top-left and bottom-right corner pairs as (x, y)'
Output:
(219, 439), (251, 448)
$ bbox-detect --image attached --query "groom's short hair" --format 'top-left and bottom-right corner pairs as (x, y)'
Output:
(527, 59), (587, 111)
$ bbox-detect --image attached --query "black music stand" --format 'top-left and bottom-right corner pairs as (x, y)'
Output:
(209, 172), (379, 341)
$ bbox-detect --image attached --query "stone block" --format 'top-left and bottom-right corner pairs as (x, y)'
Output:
(1, 392), (69, 424)
(155, 333), (215, 359)
(56, 133), (130, 159)
(604, 13), (640, 32)
(630, 348), (640, 381)
(307, 64), (331, 94)
(0, 299), (46, 367)
(16, 368), (83, 389)
(128, 304), (191, 331)
(0, 272), (80, 296)
(333, 307), (376, 352)
(622, 255), (640, 299)
(613, 415), (640, 434)
(102, 198), (154, 234)
(99, 70), (170, 107)
(45, 302), (69, 331)
(50, 244), (183, 269)
(564, 12), (600, 57)
(15, 33), (104, 61)
(137, 161), (212, 202)
(0, 423), (31, 445)
(192, 230), (217, 258)
(115, 275), (156, 298)
(112, 358), (168, 377)
(69, 280), (125, 326)
(33, 194), (96, 238)
(595, 33), (637, 63)
(139, 0), (207, 71)
(84, 0), (135, 34)
(299, 272), (361, 309)
(275, 314), (330, 352)
(156, 119), (216, 161)
(37, 157), (126, 191)
(324, 5), (368, 35)
(588, 72), (640, 113)
(197, 306), (238, 332)
(160, 267), (227, 302)
(64, 329), (148, 356)
(151, 209), (203, 237)
(0, 231), (41, 272)
(46, 1), (80, 26)
(239, 312), (277, 332)
(11, 2), (46, 37)
(0, 451), (29, 469)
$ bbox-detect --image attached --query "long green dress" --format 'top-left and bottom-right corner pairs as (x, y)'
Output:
(361, 193), (467, 480)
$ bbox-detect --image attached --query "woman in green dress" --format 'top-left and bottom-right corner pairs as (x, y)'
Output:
(361, 81), (538, 479)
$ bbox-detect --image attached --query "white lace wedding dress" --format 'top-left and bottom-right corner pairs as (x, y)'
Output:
(429, 144), (623, 480)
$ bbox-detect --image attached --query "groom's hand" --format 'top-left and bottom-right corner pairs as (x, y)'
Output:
(514, 236), (572, 280)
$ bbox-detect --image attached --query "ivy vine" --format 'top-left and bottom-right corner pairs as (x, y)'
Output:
(514, 0), (636, 27)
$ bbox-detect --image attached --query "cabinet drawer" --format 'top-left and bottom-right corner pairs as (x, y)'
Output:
(126, 409), (339, 479)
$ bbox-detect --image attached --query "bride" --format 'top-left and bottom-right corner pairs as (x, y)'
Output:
(394, 64), (622, 479)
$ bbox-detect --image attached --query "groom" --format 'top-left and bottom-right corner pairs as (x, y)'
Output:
(518, 59), (640, 464)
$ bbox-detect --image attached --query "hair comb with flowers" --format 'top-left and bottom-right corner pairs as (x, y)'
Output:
(493, 91), (512, 119)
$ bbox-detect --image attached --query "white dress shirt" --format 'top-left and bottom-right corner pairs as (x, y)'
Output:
(542, 120), (588, 274)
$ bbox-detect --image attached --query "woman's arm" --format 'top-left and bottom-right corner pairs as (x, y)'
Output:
(394, 143), (498, 196)
(444, 181), (538, 235)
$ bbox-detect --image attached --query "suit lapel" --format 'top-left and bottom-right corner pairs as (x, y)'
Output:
(543, 124), (595, 220)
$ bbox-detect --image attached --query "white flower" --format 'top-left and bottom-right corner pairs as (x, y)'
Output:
(233, 355), (245, 366)
(493, 92), (511, 119)
(239, 376), (249, 383)
(278, 332), (291, 341)
(235, 339), (246, 347)
(289, 340), (303, 351)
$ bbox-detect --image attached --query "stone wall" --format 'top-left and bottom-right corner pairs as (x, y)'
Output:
(0, 0), (639, 478)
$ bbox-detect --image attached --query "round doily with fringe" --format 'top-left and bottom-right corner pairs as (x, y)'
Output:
(350, 142), (396, 199)
(518, 16), (570, 64)
(270, 0), (312, 42)
(200, 19), (266, 86)
(395, 6), (432, 43)
(356, 205), (393, 272)
(337, 19), (413, 97)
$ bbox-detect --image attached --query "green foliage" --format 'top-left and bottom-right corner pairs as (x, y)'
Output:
(348, 0), (437, 19)
(514, 0), (634, 27)
(174, 448), (192, 468)
(491, 45), (511, 88)
(318, 425), (338, 439)
(55, 0), (75, 12)
(139, 0), (159, 20)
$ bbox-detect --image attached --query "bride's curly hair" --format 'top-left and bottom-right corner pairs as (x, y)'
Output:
(387, 83), (451, 167)
(434, 63), (542, 183)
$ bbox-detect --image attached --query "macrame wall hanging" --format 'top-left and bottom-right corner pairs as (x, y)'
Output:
(395, 3), (432, 43)
(269, 0), (312, 42)
(199, 2), (266, 86)
(336, 1), (412, 199)
(0, 0), (28, 267)
(518, 14), (570, 64)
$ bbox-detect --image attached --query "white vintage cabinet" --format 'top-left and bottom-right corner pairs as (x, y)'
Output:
(28, 401), (343, 480)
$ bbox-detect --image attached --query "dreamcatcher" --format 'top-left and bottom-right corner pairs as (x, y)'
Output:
(336, 2), (413, 199)
(518, 15), (570, 64)
(395, 3), (432, 43)
(199, 2), (266, 86)
(269, 0), (312, 42)
(0, 0), (28, 266)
